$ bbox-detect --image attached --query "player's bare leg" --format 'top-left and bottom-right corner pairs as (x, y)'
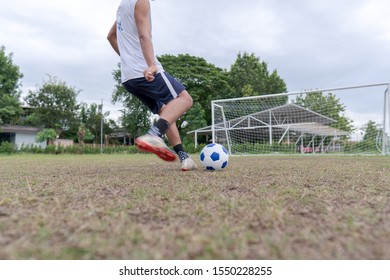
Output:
(159, 90), (193, 124)
(165, 121), (197, 171)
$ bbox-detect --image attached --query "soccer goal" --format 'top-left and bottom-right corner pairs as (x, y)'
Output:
(193, 82), (390, 156)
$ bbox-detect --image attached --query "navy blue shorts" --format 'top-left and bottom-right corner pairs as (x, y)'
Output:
(122, 72), (186, 114)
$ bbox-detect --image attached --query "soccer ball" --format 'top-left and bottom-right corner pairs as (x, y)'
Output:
(200, 143), (229, 171)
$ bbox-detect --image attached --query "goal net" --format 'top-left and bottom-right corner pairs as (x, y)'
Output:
(195, 83), (390, 155)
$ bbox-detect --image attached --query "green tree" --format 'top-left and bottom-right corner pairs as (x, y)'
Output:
(266, 69), (288, 95)
(295, 92), (354, 133)
(24, 76), (80, 136)
(77, 123), (94, 145)
(79, 102), (112, 144)
(229, 52), (287, 98)
(362, 120), (380, 142)
(0, 46), (23, 125)
(158, 54), (232, 130)
(35, 128), (57, 145)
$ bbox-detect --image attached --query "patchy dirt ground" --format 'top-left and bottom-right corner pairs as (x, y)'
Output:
(0, 154), (390, 259)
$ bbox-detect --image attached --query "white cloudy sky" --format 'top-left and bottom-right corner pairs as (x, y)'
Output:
(1, 0), (390, 123)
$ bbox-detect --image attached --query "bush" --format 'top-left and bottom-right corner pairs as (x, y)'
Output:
(231, 143), (297, 154)
(44, 145), (56, 154)
(344, 140), (380, 154)
(11, 142), (203, 155)
(0, 142), (17, 154)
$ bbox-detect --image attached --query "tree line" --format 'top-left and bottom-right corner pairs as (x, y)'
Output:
(1, 45), (290, 145)
(1, 45), (380, 147)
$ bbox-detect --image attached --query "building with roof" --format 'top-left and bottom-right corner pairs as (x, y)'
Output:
(0, 106), (46, 149)
(0, 125), (46, 149)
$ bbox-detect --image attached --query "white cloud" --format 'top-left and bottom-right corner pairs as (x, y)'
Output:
(345, 0), (390, 42)
(346, 110), (383, 129)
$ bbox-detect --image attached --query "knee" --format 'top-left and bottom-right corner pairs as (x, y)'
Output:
(181, 90), (193, 109)
(187, 94), (193, 109)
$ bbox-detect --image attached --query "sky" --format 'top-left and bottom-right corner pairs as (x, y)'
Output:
(1, 0), (390, 124)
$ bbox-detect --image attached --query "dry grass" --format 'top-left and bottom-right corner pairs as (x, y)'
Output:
(0, 154), (390, 260)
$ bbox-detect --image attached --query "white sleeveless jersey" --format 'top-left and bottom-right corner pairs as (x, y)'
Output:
(116, 0), (163, 82)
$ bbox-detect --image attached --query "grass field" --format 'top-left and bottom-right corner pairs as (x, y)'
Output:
(1, 154), (390, 260)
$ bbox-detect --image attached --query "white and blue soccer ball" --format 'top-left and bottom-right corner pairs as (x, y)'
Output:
(200, 143), (229, 171)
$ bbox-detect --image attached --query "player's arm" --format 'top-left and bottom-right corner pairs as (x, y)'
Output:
(107, 21), (120, 56)
(135, 0), (157, 81)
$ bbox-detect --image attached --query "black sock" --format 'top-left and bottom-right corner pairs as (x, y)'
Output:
(174, 144), (189, 162)
(148, 118), (170, 137)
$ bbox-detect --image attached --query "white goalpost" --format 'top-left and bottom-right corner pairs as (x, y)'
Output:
(191, 82), (390, 156)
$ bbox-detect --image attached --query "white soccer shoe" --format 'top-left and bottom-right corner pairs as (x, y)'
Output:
(135, 134), (177, 162)
(181, 158), (198, 171)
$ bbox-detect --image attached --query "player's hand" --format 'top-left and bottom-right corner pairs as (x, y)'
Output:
(144, 65), (157, 82)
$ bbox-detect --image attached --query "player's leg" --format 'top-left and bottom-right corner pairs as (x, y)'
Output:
(135, 92), (196, 168)
(164, 120), (197, 171)
(122, 77), (177, 162)
(131, 73), (195, 165)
